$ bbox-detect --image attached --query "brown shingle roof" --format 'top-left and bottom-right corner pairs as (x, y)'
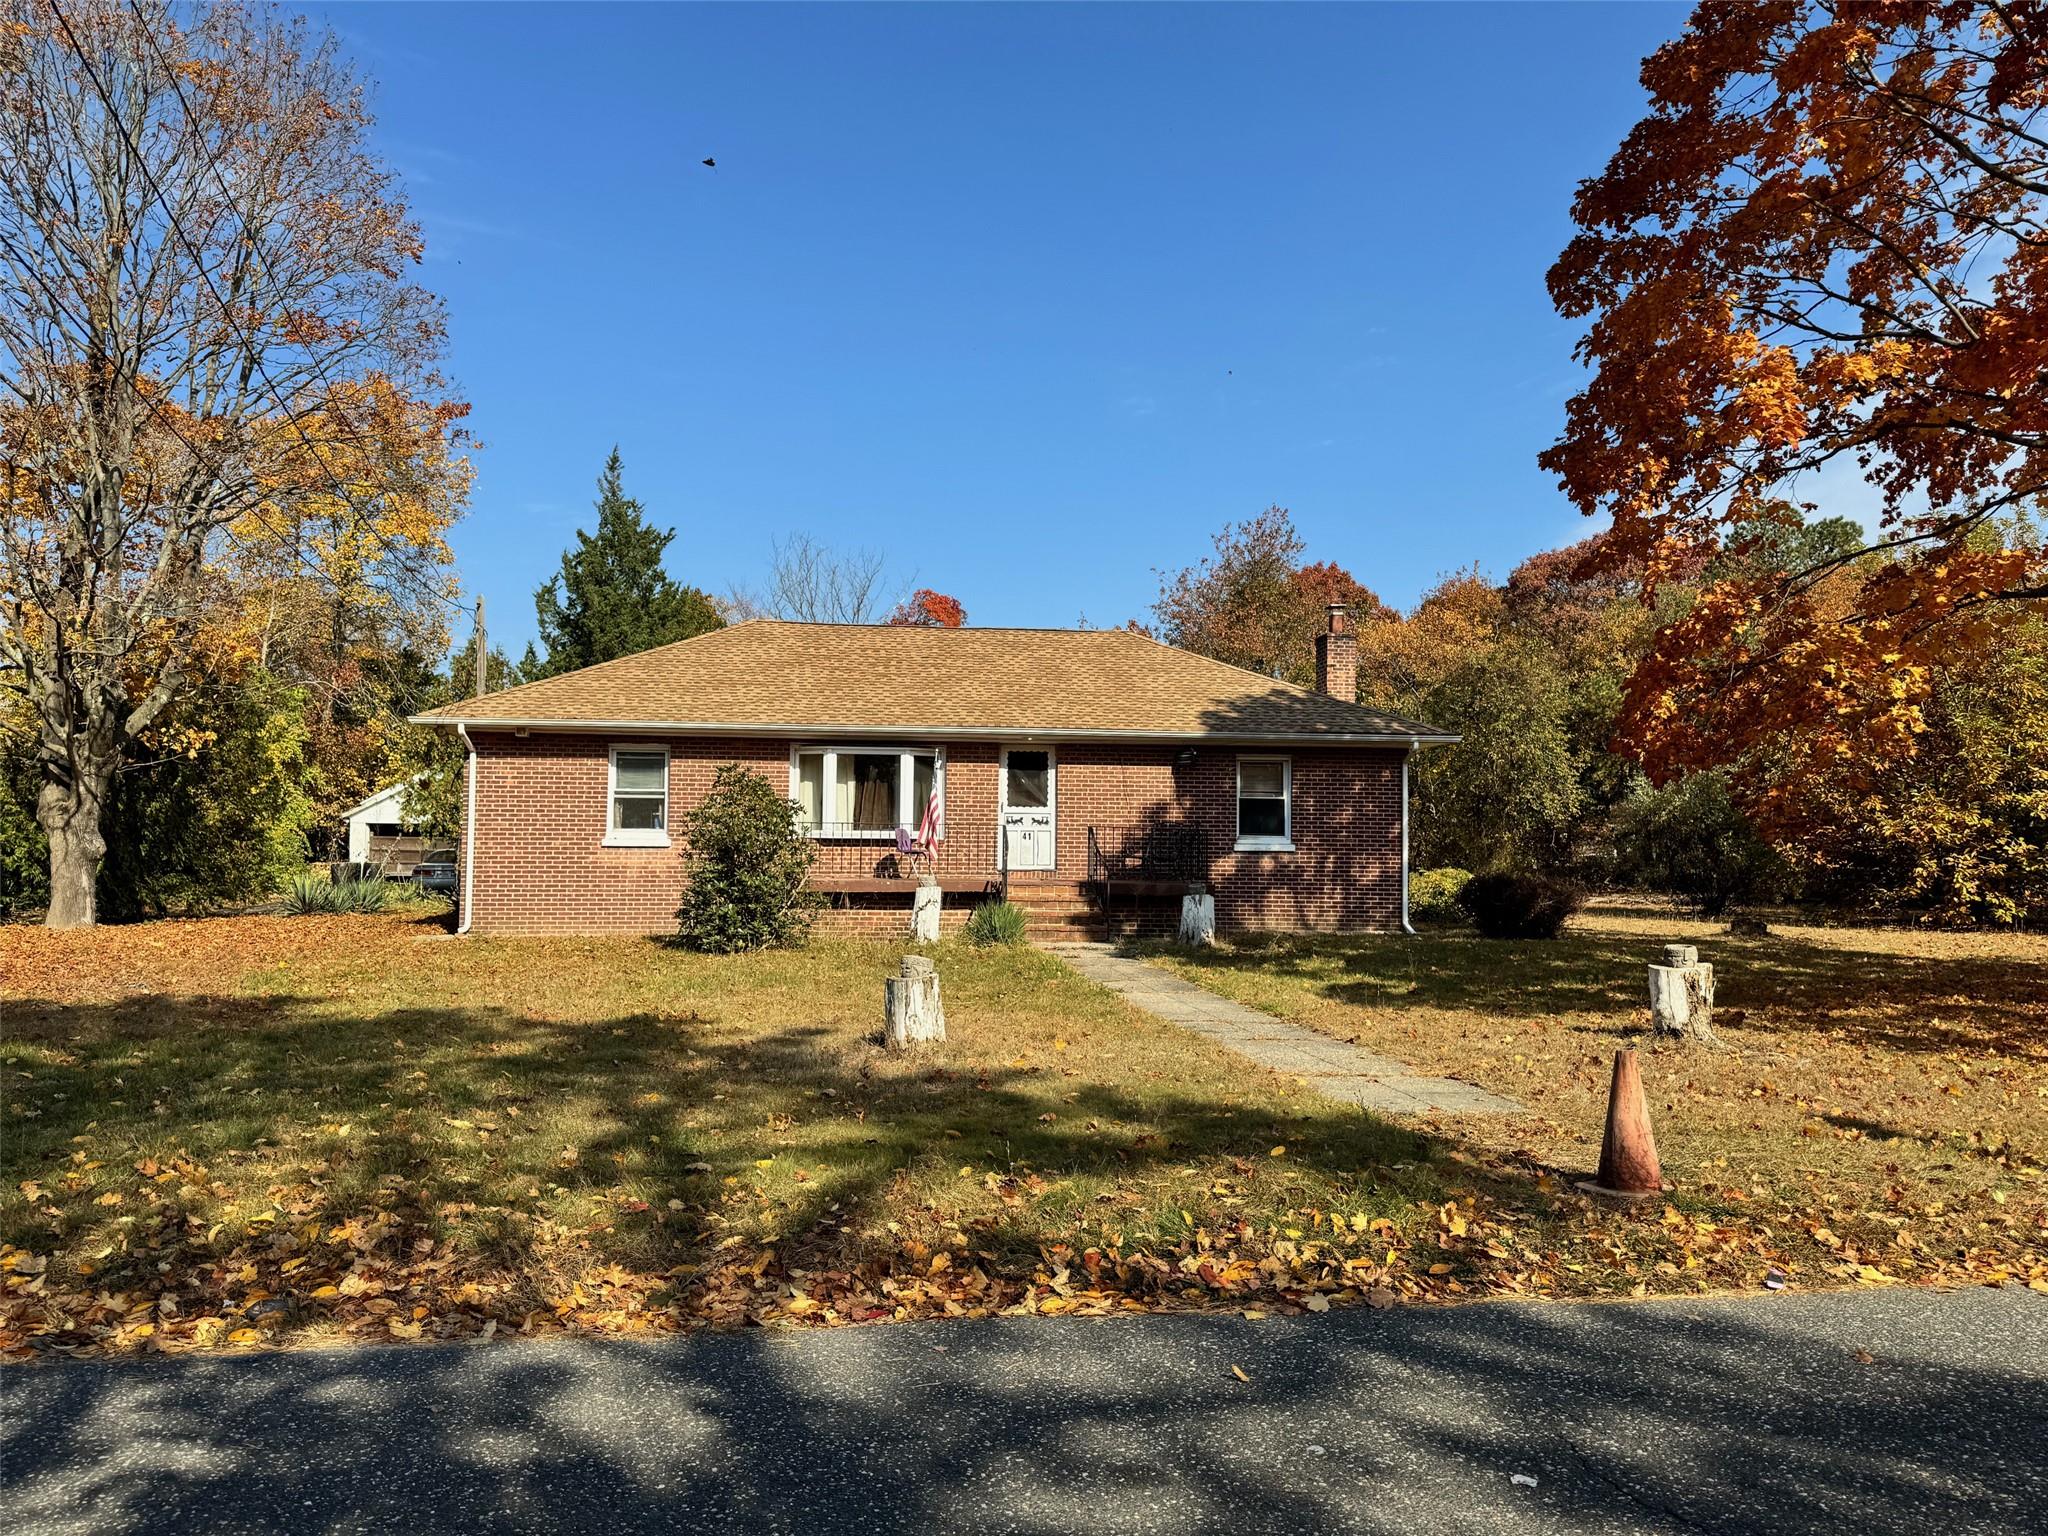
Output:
(414, 621), (1453, 742)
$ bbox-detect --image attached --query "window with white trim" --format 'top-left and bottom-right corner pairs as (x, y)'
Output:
(606, 745), (670, 846)
(1236, 756), (1292, 851)
(792, 746), (944, 838)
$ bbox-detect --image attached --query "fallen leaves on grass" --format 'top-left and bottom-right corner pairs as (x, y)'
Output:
(0, 915), (427, 1003)
(4, 1152), (2040, 1362)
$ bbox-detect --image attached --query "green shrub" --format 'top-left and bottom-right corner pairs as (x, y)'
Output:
(1613, 772), (1783, 918)
(283, 872), (389, 915)
(963, 900), (1028, 947)
(282, 873), (327, 915)
(343, 876), (390, 913)
(1457, 871), (1583, 939)
(1408, 867), (1472, 923)
(675, 763), (819, 953)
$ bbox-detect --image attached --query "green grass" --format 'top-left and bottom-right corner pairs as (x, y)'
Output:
(2, 916), (1465, 1349)
(8, 903), (2037, 1357)
(1141, 903), (2048, 1280)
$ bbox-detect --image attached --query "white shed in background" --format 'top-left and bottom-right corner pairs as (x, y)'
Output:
(343, 777), (429, 872)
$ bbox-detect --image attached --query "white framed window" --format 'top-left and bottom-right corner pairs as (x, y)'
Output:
(1236, 755), (1293, 852)
(791, 745), (944, 839)
(604, 744), (670, 847)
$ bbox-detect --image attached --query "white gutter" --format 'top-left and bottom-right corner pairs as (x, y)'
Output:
(1400, 739), (1417, 935)
(456, 723), (477, 936)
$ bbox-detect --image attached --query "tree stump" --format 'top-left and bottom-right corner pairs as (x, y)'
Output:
(1179, 887), (1216, 946)
(1648, 945), (1719, 1046)
(885, 953), (945, 1048)
(909, 880), (942, 943)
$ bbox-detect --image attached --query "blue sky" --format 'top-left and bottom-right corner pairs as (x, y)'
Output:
(316, 1), (1688, 656)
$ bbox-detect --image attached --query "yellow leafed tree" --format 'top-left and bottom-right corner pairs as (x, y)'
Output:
(0, 0), (469, 925)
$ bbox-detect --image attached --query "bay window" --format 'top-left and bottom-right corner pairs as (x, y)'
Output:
(792, 746), (944, 837)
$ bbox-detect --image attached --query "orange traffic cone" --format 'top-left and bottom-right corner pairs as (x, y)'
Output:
(1578, 1048), (1665, 1200)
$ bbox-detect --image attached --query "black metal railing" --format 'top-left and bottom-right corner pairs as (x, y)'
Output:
(801, 822), (981, 881)
(1085, 822), (1206, 887)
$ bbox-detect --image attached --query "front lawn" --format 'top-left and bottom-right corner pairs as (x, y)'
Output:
(1146, 903), (2048, 1300)
(2, 914), (1457, 1358)
(5, 906), (2041, 1362)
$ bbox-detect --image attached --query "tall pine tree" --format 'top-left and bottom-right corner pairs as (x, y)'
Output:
(532, 449), (725, 677)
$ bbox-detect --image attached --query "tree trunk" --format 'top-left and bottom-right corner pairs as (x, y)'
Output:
(885, 954), (945, 1048)
(910, 881), (942, 943)
(1647, 958), (1720, 1046)
(38, 766), (110, 929)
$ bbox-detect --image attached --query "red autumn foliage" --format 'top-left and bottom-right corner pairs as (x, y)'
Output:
(886, 589), (967, 628)
(1540, 1), (2048, 800)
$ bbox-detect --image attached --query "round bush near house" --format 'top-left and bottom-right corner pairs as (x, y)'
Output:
(1457, 871), (1583, 940)
(674, 764), (820, 953)
(1408, 867), (1472, 924)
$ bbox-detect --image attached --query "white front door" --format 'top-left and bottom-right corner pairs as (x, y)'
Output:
(1000, 748), (1056, 872)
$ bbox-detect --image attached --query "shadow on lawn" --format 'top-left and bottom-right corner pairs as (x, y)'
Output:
(5, 981), (1559, 1335)
(1161, 926), (2048, 1060)
(4, 1287), (2042, 1535)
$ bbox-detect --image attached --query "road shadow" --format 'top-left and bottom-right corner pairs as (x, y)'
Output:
(2, 1287), (2043, 1533)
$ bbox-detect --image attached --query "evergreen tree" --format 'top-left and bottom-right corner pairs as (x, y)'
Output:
(533, 449), (724, 677)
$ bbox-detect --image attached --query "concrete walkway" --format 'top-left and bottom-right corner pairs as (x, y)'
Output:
(1048, 943), (1524, 1116)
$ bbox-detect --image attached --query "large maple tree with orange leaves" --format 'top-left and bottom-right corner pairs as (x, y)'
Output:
(1544, 0), (2048, 817)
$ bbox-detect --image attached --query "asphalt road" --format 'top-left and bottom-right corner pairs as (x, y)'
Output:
(4, 1287), (2045, 1535)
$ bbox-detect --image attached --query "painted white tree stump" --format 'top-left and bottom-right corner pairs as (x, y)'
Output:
(885, 953), (945, 1048)
(1648, 943), (1720, 1046)
(1179, 889), (1217, 946)
(910, 881), (942, 943)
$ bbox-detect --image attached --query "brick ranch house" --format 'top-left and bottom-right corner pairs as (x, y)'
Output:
(415, 608), (1455, 939)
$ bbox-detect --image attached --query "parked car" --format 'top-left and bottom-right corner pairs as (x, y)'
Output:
(413, 848), (459, 897)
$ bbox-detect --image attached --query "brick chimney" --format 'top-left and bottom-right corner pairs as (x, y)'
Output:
(1315, 603), (1357, 700)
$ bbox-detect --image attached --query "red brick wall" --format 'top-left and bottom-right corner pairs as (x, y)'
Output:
(1049, 742), (1406, 932)
(461, 732), (1406, 936)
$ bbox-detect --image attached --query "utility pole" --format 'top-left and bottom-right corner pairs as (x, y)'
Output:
(473, 596), (487, 697)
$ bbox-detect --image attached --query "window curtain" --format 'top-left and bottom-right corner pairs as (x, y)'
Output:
(853, 763), (895, 829)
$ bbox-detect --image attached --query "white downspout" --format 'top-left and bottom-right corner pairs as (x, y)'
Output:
(456, 723), (478, 936)
(1400, 739), (1417, 935)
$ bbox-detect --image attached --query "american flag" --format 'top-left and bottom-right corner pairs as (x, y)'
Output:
(915, 787), (941, 852)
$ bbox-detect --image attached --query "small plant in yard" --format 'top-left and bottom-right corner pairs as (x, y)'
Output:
(283, 872), (389, 915)
(1408, 867), (1471, 924)
(674, 763), (819, 953)
(1457, 870), (1582, 939)
(963, 899), (1028, 946)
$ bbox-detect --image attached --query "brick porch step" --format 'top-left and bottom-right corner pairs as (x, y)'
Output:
(1000, 882), (1094, 909)
(1005, 881), (1108, 941)
(1021, 907), (1107, 928)
(1026, 922), (1110, 943)
(1009, 896), (1095, 916)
